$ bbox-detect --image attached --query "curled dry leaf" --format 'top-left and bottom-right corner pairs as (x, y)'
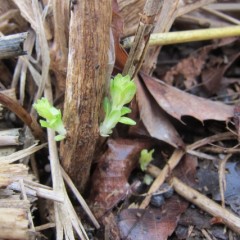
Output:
(136, 77), (184, 148)
(142, 73), (234, 123)
(89, 138), (151, 219)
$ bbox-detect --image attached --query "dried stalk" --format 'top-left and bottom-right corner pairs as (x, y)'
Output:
(139, 149), (184, 209)
(208, 3), (240, 11)
(142, 0), (215, 74)
(0, 143), (46, 164)
(0, 32), (27, 59)
(122, 0), (163, 78)
(0, 208), (29, 240)
(60, 0), (112, 191)
(218, 154), (232, 207)
(201, 6), (240, 25)
(0, 135), (20, 146)
(44, 81), (88, 240)
(171, 177), (240, 235)
(0, 93), (46, 142)
(201, 146), (240, 154)
(61, 167), (100, 229)
(140, 131), (236, 208)
(147, 165), (240, 235)
(52, 0), (69, 63)
(9, 181), (64, 203)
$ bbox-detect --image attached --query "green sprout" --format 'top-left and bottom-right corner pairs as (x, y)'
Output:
(143, 174), (153, 185)
(139, 149), (155, 171)
(33, 97), (67, 141)
(100, 74), (137, 137)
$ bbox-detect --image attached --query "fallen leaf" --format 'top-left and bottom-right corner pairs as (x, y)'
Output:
(136, 77), (184, 148)
(141, 73), (234, 123)
(173, 154), (198, 186)
(202, 52), (240, 94)
(89, 138), (151, 219)
(117, 196), (188, 240)
(179, 208), (211, 230)
(196, 160), (240, 215)
(163, 38), (238, 89)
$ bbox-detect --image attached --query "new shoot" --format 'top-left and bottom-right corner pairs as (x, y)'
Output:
(33, 97), (66, 141)
(139, 149), (155, 185)
(139, 149), (155, 171)
(100, 74), (137, 137)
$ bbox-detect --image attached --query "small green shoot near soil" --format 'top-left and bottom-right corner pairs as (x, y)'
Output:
(143, 174), (153, 185)
(100, 74), (137, 137)
(139, 149), (155, 171)
(33, 97), (67, 141)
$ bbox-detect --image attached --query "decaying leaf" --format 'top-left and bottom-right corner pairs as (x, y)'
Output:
(136, 77), (184, 148)
(163, 38), (238, 89)
(202, 51), (240, 94)
(142, 73), (234, 124)
(89, 138), (151, 219)
(117, 196), (188, 240)
(116, 149), (198, 239)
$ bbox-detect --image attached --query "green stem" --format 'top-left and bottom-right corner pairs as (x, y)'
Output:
(123, 25), (240, 48)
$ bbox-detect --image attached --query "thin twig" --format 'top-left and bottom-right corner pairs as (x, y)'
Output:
(35, 223), (56, 231)
(147, 163), (240, 235)
(201, 146), (240, 154)
(61, 167), (100, 229)
(187, 132), (236, 151)
(139, 149), (184, 209)
(140, 131), (237, 208)
(0, 93), (46, 142)
(218, 154), (232, 207)
(0, 143), (46, 164)
(170, 177), (240, 235)
(201, 6), (240, 25)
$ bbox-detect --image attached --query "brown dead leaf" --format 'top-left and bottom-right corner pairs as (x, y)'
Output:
(117, 196), (188, 240)
(136, 77), (184, 148)
(173, 154), (198, 187)
(164, 53), (205, 88)
(89, 138), (151, 219)
(178, 208), (211, 230)
(142, 73), (234, 123)
(117, 153), (198, 239)
(202, 51), (240, 94)
(163, 38), (238, 89)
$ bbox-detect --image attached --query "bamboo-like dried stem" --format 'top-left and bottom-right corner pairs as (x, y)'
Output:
(0, 32), (27, 59)
(122, 0), (163, 78)
(0, 208), (29, 239)
(60, 0), (112, 192)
